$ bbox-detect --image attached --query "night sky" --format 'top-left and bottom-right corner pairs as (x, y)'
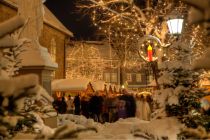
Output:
(45, 0), (97, 40)
(45, 0), (147, 40)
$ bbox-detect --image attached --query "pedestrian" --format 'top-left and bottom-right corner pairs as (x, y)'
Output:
(73, 94), (81, 115)
(117, 100), (127, 119)
(60, 96), (67, 114)
(66, 95), (74, 114)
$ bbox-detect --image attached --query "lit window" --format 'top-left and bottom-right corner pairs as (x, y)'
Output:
(50, 38), (56, 62)
(127, 73), (132, 82)
(98, 74), (103, 80)
(111, 73), (117, 83)
(136, 74), (142, 82)
(50, 38), (57, 79)
(104, 73), (110, 83)
(149, 75), (153, 82)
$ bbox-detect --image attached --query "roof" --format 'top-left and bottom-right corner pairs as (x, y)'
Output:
(1, 0), (73, 37)
(91, 80), (106, 91)
(51, 79), (90, 91)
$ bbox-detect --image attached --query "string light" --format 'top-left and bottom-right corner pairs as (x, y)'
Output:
(78, 0), (209, 67)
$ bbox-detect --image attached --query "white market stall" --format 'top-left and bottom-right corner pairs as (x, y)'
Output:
(51, 78), (94, 98)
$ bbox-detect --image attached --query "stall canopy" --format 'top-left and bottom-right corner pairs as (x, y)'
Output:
(91, 80), (106, 91)
(51, 78), (90, 92)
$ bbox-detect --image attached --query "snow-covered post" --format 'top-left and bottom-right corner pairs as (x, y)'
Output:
(17, 0), (58, 95)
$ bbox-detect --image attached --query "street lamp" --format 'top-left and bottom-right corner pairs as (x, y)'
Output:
(167, 18), (184, 35)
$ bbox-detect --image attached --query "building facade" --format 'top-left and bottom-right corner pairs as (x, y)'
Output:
(66, 40), (155, 92)
(0, 0), (73, 79)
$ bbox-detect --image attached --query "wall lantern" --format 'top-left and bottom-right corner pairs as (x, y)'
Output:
(167, 18), (184, 35)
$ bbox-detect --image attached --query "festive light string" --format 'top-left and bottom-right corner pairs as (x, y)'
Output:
(77, 0), (210, 66)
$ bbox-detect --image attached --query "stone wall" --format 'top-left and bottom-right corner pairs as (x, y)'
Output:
(0, 3), (67, 79)
(39, 25), (67, 79)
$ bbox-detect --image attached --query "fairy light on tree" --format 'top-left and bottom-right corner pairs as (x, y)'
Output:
(76, 0), (177, 87)
(76, 0), (210, 88)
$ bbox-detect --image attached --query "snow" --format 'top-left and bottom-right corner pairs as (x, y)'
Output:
(52, 78), (91, 91)
(0, 16), (25, 38)
(18, 45), (58, 68)
(0, 35), (17, 47)
(32, 113), (55, 136)
(158, 71), (174, 85)
(192, 48), (210, 70)
(0, 74), (38, 96)
(35, 85), (54, 103)
(55, 114), (184, 140)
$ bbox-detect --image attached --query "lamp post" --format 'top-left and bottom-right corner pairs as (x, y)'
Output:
(167, 18), (184, 35)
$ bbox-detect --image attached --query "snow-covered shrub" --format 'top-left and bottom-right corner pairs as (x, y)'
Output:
(152, 40), (210, 131)
(0, 15), (56, 138)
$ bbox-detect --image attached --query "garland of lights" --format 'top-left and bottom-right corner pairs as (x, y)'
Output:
(77, 0), (209, 67)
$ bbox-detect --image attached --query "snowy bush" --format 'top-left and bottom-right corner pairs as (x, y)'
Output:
(152, 40), (210, 132)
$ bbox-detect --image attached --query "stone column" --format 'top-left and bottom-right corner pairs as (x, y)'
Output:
(17, 0), (57, 95)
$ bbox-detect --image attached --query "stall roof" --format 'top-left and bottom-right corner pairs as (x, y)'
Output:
(91, 80), (106, 91)
(52, 78), (90, 91)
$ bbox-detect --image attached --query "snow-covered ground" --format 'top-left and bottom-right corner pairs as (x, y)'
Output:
(13, 114), (184, 139)
(56, 114), (183, 140)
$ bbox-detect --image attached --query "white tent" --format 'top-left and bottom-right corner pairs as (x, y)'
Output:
(51, 78), (90, 91)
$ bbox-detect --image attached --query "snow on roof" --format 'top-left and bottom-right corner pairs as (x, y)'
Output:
(91, 80), (106, 91)
(1, 0), (73, 37)
(51, 78), (91, 91)
(18, 46), (58, 68)
(148, 80), (157, 86)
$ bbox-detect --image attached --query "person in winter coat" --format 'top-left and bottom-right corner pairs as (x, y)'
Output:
(142, 95), (151, 121)
(66, 95), (74, 114)
(89, 95), (103, 122)
(117, 100), (127, 119)
(73, 95), (81, 115)
(52, 96), (67, 114)
(135, 95), (144, 120)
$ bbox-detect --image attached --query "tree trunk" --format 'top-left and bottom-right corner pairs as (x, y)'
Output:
(150, 61), (159, 89)
(119, 65), (126, 87)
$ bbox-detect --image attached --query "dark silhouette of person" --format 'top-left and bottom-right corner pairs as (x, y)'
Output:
(73, 95), (81, 115)
(52, 97), (67, 114)
(60, 97), (67, 114)
(89, 95), (103, 122)
(81, 97), (89, 118)
(119, 94), (136, 117)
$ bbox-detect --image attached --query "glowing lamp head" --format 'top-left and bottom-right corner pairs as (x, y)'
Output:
(167, 18), (184, 35)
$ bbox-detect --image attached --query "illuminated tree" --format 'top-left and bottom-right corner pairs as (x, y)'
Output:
(76, 0), (210, 87)
(66, 42), (105, 80)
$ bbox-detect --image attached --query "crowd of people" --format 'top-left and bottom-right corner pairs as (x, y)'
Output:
(52, 91), (153, 123)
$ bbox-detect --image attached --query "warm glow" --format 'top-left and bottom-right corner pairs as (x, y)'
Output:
(147, 45), (153, 62)
(167, 19), (184, 35)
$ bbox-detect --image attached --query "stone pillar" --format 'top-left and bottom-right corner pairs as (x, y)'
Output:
(17, 0), (57, 94)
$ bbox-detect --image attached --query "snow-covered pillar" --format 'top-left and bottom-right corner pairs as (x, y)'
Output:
(17, 0), (43, 45)
(17, 0), (57, 95)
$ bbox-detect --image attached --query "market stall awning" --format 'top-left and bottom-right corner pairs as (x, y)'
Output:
(51, 78), (90, 92)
